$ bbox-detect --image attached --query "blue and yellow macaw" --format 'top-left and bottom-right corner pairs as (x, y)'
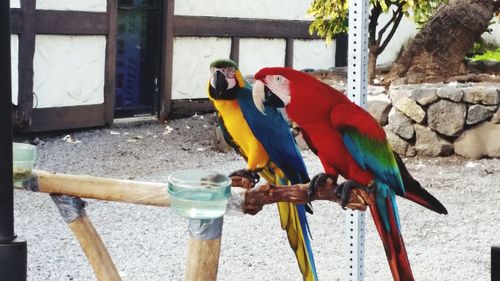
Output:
(208, 59), (318, 281)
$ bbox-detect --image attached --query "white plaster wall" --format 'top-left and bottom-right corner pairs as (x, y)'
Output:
(36, 0), (106, 12)
(239, 39), (286, 76)
(175, 0), (312, 20)
(11, 35), (19, 105)
(172, 37), (231, 100)
(376, 14), (418, 65)
(482, 20), (500, 46)
(293, 39), (335, 70)
(10, 0), (20, 8)
(33, 35), (106, 108)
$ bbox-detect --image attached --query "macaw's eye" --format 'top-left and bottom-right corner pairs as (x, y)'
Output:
(275, 76), (282, 82)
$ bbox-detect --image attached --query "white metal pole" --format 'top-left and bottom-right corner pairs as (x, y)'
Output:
(346, 0), (370, 280)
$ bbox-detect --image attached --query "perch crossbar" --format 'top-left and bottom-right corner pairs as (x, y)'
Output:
(21, 170), (368, 281)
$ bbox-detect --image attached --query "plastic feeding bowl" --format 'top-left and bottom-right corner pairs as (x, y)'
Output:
(167, 169), (231, 219)
(13, 142), (37, 188)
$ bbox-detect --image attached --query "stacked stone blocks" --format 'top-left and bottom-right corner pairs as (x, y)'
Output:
(367, 83), (500, 158)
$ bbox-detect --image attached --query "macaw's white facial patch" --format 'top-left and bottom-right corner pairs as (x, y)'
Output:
(210, 67), (237, 89)
(223, 67), (237, 89)
(226, 76), (236, 89)
(264, 75), (291, 106)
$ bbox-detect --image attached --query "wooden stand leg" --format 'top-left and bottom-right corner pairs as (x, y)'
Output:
(185, 218), (223, 281)
(51, 195), (122, 281)
(69, 215), (122, 281)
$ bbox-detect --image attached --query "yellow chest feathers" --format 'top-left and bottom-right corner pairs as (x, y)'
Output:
(212, 99), (269, 169)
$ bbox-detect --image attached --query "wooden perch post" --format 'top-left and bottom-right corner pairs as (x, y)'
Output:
(185, 218), (223, 281)
(68, 215), (122, 281)
(51, 195), (121, 281)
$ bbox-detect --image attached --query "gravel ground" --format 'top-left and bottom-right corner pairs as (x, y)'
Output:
(13, 114), (500, 281)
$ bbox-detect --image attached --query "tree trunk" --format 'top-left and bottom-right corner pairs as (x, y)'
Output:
(368, 44), (378, 83)
(387, 0), (497, 83)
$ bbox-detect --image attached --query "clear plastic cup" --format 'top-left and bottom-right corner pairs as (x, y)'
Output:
(167, 169), (231, 219)
(13, 142), (37, 188)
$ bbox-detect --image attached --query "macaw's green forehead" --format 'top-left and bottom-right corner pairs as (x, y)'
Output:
(210, 59), (238, 69)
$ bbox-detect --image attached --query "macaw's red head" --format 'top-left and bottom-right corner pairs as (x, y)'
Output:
(253, 67), (341, 124)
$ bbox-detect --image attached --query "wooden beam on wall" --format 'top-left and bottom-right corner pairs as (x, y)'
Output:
(285, 38), (294, 67)
(10, 9), (108, 35)
(170, 99), (215, 118)
(16, 0), (36, 129)
(335, 33), (348, 67)
(174, 16), (318, 39)
(104, 0), (118, 125)
(10, 9), (23, 34)
(230, 37), (240, 65)
(34, 10), (108, 35)
(159, 0), (175, 122)
(25, 104), (107, 133)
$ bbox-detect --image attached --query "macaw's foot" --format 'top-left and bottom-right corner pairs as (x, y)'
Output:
(309, 173), (338, 198)
(335, 180), (372, 210)
(228, 169), (261, 185)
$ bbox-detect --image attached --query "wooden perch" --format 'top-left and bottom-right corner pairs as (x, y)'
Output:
(231, 176), (369, 215)
(27, 170), (170, 207)
(24, 170), (369, 215)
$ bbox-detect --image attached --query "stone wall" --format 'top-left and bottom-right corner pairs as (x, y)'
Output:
(367, 82), (500, 159)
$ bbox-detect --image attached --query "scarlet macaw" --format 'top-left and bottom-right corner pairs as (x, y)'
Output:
(208, 60), (318, 280)
(252, 67), (447, 281)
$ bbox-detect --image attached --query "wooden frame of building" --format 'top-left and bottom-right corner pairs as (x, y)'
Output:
(10, 0), (346, 132)
(10, 0), (116, 132)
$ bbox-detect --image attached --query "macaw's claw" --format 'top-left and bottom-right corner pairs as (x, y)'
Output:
(309, 173), (337, 198)
(228, 169), (261, 185)
(335, 180), (372, 210)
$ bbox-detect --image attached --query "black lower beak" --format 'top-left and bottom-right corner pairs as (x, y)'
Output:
(263, 86), (285, 108)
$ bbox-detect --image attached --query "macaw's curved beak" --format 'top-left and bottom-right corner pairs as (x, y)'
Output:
(252, 80), (285, 115)
(209, 70), (229, 99)
(252, 80), (267, 114)
(263, 85), (285, 108)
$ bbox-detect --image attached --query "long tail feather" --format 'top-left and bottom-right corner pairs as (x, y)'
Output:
(261, 170), (318, 281)
(277, 202), (318, 281)
(393, 152), (448, 215)
(370, 183), (414, 281)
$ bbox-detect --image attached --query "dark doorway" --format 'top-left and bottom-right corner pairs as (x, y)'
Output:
(114, 0), (162, 118)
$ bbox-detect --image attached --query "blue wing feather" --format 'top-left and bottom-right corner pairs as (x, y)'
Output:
(341, 128), (405, 196)
(238, 87), (317, 280)
(238, 88), (310, 184)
